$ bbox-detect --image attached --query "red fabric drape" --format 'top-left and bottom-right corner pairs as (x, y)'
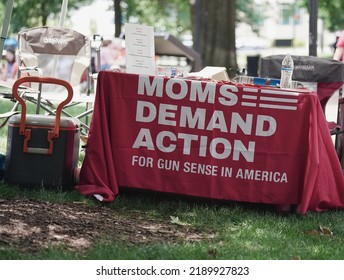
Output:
(77, 71), (344, 214)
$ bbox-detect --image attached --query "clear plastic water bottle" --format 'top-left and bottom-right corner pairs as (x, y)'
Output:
(280, 54), (294, 89)
(171, 67), (177, 78)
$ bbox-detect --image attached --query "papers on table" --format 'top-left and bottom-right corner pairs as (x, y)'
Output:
(187, 66), (230, 81)
(125, 23), (156, 76)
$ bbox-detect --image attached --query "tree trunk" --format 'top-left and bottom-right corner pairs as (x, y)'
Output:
(191, 0), (237, 77)
(41, 2), (48, 26)
(114, 0), (122, 37)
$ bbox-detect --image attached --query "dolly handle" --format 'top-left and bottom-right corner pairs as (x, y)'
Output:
(12, 76), (73, 138)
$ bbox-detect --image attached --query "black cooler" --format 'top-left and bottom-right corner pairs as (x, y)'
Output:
(4, 76), (81, 190)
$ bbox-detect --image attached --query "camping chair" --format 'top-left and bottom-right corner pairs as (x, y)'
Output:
(15, 26), (94, 135)
(259, 55), (344, 130)
(259, 54), (344, 168)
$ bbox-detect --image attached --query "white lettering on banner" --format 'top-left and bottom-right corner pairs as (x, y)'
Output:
(207, 110), (227, 132)
(132, 155), (154, 168)
(218, 84), (239, 106)
(130, 154), (287, 181)
(256, 115), (277, 136)
(137, 75), (238, 106)
(230, 112), (253, 134)
(135, 100), (277, 136)
(136, 101), (156, 123)
(180, 107), (206, 129)
(183, 162), (218, 176)
(165, 78), (188, 100)
(132, 128), (155, 150)
(159, 104), (178, 126)
(189, 80), (216, 103)
(157, 131), (177, 153)
(236, 169), (288, 183)
(137, 75), (164, 97)
(132, 128), (255, 162)
(221, 166), (233, 177)
(133, 74), (297, 182)
(157, 158), (180, 171)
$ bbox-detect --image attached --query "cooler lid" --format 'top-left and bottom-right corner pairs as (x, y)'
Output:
(8, 114), (80, 128)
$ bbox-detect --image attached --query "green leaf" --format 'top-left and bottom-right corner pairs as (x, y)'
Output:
(170, 216), (189, 226)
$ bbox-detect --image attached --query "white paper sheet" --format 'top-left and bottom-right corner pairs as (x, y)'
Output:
(125, 23), (156, 75)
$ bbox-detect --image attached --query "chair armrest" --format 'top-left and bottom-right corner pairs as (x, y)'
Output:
(19, 66), (43, 76)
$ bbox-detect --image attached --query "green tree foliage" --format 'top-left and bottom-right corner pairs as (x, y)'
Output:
(0, 0), (94, 34)
(236, 0), (266, 34)
(117, 0), (262, 36)
(319, 0), (344, 31)
(1, 0), (264, 40)
(302, 0), (344, 31)
(117, 0), (190, 36)
(113, 0), (261, 72)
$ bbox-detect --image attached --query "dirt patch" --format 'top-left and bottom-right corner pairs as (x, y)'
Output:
(0, 198), (212, 254)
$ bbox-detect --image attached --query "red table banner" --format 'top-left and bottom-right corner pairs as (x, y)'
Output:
(77, 71), (344, 214)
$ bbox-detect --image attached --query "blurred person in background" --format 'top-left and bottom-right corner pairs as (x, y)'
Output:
(112, 38), (126, 69)
(100, 39), (116, 70)
(0, 48), (18, 82)
(333, 30), (344, 62)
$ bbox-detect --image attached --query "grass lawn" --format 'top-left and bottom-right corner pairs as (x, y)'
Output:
(1, 98), (344, 260)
